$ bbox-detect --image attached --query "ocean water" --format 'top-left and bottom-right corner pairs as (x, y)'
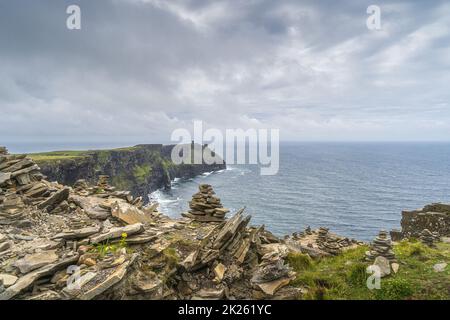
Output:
(152, 142), (450, 241)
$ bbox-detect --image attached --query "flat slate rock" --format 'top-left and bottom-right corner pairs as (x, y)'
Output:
(90, 223), (144, 244)
(14, 250), (59, 274)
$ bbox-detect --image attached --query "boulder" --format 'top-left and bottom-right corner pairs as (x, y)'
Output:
(256, 276), (293, 296)
(0, 255), (79, 300)
(90, 223), (144, 244)
(0, 274), (18, 287)
(433, 263), (447, 273)
(14, 250), (59, 274)
(10, 164), (40, 178)
(78, 255), (136, 300)
(2, 158), (34, 173)
(37, 188), (70, 211)
(70, 195), (111, 220)
(53, 226), (101, 240)
(111, 201), (153, 225)
(373, 256), (391, 277)
(0, 172), (11, 186)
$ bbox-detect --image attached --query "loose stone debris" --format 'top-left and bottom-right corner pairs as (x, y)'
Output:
(419, 229), (437, 247)
(2, 144), (447, 300)
(286, 226), (363, 258)
(0, 146), (299, 300)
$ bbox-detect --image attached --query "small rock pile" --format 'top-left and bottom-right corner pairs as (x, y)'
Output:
(73, 179), (89, 195)
(419, 229), (435, 247)
(181, 208), (296, 298)
(251, 248), (295, 296)
(365, 230), (396, 262)
(0, 193), (28, 226)
(316, 227), (357, 255)
(94, 175), (115, 194)
(182, 184), (229, 222)
(0, 147), (67, 221)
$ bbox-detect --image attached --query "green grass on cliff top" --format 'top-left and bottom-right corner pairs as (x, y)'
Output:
(288, 240), (449, 300)
(26, 146), (138, 162)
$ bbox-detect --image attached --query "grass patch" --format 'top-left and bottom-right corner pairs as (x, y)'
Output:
(133, 164), (152, 183)
(27, 146), (139, 163)
(91, 233), (129, 258)
(290, 242), (450, 300)
(287, 253), (313, 271)
(28, 150), (89, 162)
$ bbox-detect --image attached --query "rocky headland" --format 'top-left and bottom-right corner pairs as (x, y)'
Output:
(0, 145), (449, 300)
(29, 143), (225, 202)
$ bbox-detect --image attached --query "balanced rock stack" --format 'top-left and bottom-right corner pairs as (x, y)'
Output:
(419, 229), (435, 247)
(94, 175), (115, 194)
(251, 250), (295, 296)
(365, 230), (396, 262)
(182, 184), (229, 222)
(73, 179), (89, 195)
(317, 227), (329, 242)
(0, 193), (28, 225)
(0, 147), (73, 218)
(316, 227), (341, 255)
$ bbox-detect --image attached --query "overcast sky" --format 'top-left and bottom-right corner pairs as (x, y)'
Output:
(1, 0), (450, 150)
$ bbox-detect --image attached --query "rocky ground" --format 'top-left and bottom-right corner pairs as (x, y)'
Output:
(0, 147), (304, 300)
(1, 146), (449, 300)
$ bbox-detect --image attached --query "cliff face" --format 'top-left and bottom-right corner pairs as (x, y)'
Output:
(399, 204), (450, 238)
(34, 144), (225, 201)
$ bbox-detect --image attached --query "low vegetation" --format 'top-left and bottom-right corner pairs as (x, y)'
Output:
(133, 164), (152, 183)
(27, 146), (138, 163)
(289, 241), (449, 300)
(28, 150), (89, 162)
(92, 233), (129, 258)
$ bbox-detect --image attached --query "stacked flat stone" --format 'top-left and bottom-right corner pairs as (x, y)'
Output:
(419, 229), (435, 247)
(73, 179), (89, 194)
(182, 184), (229, 222)
(365, 230), (396, 262)
(0, 147), (71, 217)
(94, 175), (115, 193)
(97, 175), (110, 190)
(432, 231), (441, 242)
(316, 227), (342, 255)
(305, 226), (312, 235)
(0, 193), (27, 225)
(317, 227), (329, 242)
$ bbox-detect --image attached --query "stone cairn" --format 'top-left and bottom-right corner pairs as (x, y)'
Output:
(316, 227), (341, 255)
(182, 184), (229, 222)
(73, 179), (89, 195)
(0, 146), (62, 224)
(365, 230), (396, 262)
(419, 229), (435, 247)
(95, 175), (115, 193)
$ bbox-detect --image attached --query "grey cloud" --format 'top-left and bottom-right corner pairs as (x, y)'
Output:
(1, 0), (450, 148)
